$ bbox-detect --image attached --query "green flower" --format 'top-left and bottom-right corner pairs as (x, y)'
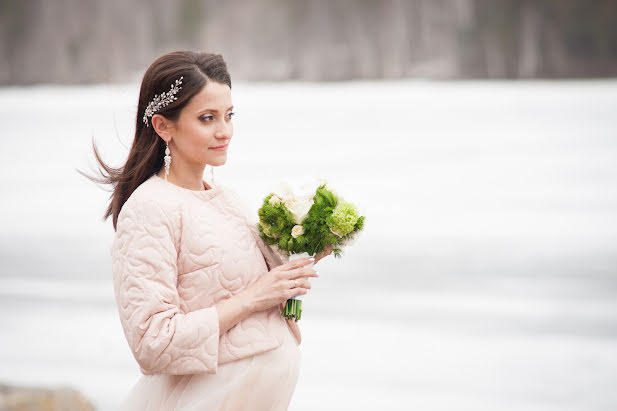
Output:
(326, 201), (359, 238)
(261, 222), (278, 238)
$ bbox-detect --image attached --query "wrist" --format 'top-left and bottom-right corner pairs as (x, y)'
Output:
(238, 287), (256, 315)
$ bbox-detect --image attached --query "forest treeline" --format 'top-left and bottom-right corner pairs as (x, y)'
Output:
(1, 0), (616, 84)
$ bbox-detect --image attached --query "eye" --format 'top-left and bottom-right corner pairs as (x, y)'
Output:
(199, 114), (214, 122)
(227, 111), (235, 120)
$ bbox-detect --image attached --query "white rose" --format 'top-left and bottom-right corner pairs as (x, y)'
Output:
(291, 224), (304, 238)
(272, 179), (322, 225)
(273, 179), (322, 202)
(285, 197), (314, 225)
(272, 181), (296, 202)
(269, 195), (282, 206)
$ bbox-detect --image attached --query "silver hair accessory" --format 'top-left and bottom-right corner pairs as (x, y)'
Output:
(143, 76), (184, 127)
(164, 140), (171, 181)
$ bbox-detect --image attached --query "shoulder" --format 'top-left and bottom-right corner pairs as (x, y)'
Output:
(123, 174), (166, 204)
(112, 192), (179, 259)
(117, 176), (177, 232)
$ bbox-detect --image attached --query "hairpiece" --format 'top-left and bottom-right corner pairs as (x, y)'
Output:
(142, 76), (184, 126)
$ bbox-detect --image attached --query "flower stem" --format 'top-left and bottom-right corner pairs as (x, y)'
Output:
(281, 298), (303, 321)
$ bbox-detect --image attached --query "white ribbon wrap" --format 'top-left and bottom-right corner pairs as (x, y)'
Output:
(288, 251), (315, 301)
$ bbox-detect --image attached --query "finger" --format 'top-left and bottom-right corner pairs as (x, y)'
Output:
(287, 267), (318, 279)
(301, 270), (319, 279)
(289, 278), (301, 289)
(289, 278), (312, 289)
(283, 257), (314, 271)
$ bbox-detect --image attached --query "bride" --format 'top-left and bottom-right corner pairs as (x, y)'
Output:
(85, 50), (332, 410)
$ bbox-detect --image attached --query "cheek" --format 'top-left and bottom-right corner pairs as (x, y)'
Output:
(192, 124), (215, 143)
(183, 127), (212, 153)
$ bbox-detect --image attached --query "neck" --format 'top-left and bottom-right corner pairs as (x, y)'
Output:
(157, 166), (206, 191)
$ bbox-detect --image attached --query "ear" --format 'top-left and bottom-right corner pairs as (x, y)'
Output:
(151, 114), (174, 142)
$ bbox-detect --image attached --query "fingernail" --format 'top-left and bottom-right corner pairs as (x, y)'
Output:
(308, 257), (315, 262)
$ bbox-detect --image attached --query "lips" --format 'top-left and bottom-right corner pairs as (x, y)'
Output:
(210, 144), (228, 149)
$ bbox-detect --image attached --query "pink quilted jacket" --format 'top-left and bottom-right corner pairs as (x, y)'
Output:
(109, 173), (300, 375)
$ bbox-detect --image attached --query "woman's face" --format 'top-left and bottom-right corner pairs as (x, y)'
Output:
(167, 80), (233, 168)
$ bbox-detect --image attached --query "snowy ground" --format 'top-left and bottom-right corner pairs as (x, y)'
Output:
(1, 79), (616, 410)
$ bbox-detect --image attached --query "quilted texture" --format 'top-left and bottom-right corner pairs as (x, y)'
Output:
(109, 173), (300, 376)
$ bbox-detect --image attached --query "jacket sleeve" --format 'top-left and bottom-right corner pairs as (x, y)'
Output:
(110, 199), (220, 375)
(225, 187), (302, 344)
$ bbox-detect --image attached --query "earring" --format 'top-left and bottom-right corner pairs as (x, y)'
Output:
(205, 164), (214, 187)
(164, 140), (171, 181)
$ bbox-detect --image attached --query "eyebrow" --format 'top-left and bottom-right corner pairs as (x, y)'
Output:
(197, 106), (234, 114)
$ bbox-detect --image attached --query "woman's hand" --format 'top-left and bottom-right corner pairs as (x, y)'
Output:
(242, 257), (319, 314)
(313, 244), (334, 265)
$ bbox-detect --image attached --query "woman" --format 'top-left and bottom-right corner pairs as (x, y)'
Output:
(86, 51), (332, 410)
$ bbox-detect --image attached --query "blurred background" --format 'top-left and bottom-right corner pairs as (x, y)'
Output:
(1, 0), (617, 410)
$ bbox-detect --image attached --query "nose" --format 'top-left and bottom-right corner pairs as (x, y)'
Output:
(214, 118), (232, 139)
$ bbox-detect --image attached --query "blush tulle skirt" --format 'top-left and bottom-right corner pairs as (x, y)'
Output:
(119, 325), (301, 411)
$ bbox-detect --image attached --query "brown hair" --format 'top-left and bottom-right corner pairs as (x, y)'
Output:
(77, 50), (232, 231)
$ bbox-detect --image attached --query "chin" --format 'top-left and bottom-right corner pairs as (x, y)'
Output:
(209, 156), (227, 167)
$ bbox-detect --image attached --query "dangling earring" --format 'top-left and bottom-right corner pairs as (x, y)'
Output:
(164, 140), (171, 181)
(205, 164), (214, 187)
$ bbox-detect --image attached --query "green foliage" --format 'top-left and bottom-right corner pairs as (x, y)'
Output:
(257, 183), (365, 259)
(355, 215), (365, 231)
(257, 194), (296, 245)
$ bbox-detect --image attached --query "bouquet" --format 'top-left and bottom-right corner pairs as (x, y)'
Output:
(257, 178), (365, 321)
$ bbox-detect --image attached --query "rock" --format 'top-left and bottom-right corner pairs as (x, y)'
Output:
(0, 383), (95, 411)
